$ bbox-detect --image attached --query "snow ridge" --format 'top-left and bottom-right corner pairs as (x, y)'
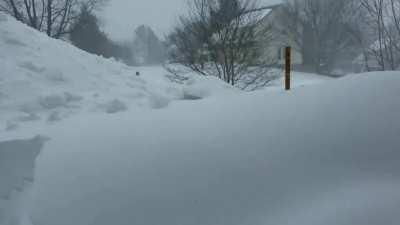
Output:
(0, 14), (183, 132)
(0, 136), (47, 225)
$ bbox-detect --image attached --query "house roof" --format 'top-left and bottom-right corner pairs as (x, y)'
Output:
(259, 3), (284, 24)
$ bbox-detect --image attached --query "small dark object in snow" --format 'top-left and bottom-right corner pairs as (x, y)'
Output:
(183, 93), (202, 100)
(136, 71), (140, 76)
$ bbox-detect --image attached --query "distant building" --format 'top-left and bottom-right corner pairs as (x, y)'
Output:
(352, 39), (400, 72)
(257, 4), (366, 75)
(257, 5), (303, 68)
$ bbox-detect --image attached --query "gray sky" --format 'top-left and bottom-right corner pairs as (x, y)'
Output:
(100, 0), (281, 41)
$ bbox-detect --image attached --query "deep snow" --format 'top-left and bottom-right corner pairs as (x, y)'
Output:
(1, 12), (400, 225)
(25, 72), (400, 225)
(0, 13), (332, 135)
(0, 136), (46, 225)
(0, 13), (241, 134)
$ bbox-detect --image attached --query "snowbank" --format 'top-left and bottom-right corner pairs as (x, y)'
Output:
(0, 13), (166, 129)
(27, 72), (400, 225)
(266, 71), (333, 90)
(0, 14), (238, 133)
(3, 12), (399, 225)
(0, 14), (331, 134)
(0, 136), (46, 225)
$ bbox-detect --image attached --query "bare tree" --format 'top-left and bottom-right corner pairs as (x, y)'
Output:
(132, 25), (166, 65)
(391, 0), (400, 36)
(0, 0), (107, 38)
(360, 0), (400, 71)
(167, 0), (276, 87)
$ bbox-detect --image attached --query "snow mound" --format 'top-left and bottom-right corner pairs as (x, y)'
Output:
(29, 72), (400, 225)
(0, 14), (146, 128)
(182, 76), (238, 99)
(0, 15), (237, 132)
(100, 99), (128, 114)
(0, 136), (46, 225)
(0, 14), (331, 134)
(265, 71), (334, 91)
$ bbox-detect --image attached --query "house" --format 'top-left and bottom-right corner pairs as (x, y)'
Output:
(352, 52), (382, 73)
(352, 39), (400, 72)
(257, 5), (303, 68)
(256, 3), (368, 75)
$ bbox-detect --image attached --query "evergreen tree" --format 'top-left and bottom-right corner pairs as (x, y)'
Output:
(70, 7), (112, 57)
(70, 7), (133, 64)
(132, 25), (166, 65)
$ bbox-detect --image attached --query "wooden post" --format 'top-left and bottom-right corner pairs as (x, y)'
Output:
(285, 46), (291, 91)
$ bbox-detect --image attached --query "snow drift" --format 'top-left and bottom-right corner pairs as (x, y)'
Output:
(0, 13), (333, 135)
(0, 136), (46, 225)
(1, 10), (399, 225)
(0, 12), (171, 131)
(0, 13), (239, 134)
(29, 72), (400, 225)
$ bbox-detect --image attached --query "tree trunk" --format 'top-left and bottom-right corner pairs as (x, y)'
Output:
(46, 0), (53, 36)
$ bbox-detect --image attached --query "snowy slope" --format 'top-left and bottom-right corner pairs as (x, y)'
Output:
(24, 71), (400, 225)
(0, 13), (175, 131)
(265, 71), (333, 91)
(0, 14), (241, 134)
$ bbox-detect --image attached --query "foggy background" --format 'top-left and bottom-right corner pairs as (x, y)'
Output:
(101, 0), (282, 40)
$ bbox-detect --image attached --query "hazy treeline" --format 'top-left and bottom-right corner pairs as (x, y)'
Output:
(70, 11), (166, 65)
(0, 0), (166, 65)
(0, 0), (107, 38)
(277, 0), (400, 74)
(167, 0), (400, 81)
(132, 25), (167, 65)
(2, 0), (399, 72)
(69, 6), (133, 64)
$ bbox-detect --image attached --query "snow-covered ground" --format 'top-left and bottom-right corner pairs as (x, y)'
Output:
(5, 71), (396, 225)
(0, 136), (47, 225)
(1, 13), (400, 225)
(0, 13), (242, 135)
(0, 13), (332, 135)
